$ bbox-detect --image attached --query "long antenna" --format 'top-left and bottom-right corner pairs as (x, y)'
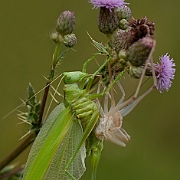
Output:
(1, 74), (62, 121)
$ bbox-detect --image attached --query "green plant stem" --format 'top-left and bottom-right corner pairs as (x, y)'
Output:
(38, 81), (51, 125)
(38, 44), (61, 125)
(0, 166), (24, 179)
(0, 43), (61, 171)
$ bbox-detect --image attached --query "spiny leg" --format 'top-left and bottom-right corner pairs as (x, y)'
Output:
(89, 82), (106, 180)
(108, 62), (116, 109)
(108, 64), (126, 110)
(116, 81), (126, 106)
(107, 40), (157, 116)
(65, 105), (99, 175)
(85, 56), (112, 92)
(96, 82), (105, 117)
(120, 85), (154, 117)
(88, 69), (126, 100)
(104, 92), (109, 115)
(95, 74), (112, 116)
(133, 40), (157, 98)
(82, 52), (99, 73)
(65, 91), (103, 180)
(118, 56), (158, 117)
(85, 53), (126, 98)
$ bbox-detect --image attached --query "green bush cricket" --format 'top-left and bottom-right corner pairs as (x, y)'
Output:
(22, 54), (126, 180)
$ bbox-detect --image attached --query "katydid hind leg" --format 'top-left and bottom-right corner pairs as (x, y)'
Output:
(65, 109), (99, 173)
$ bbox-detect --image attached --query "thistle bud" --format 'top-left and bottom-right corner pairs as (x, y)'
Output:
(115, 5), (132, 20)
(119, 19), (129, 30)
(56, 11), (75, 36)
(129, 65), (144, 79)
(98, 7), (118, 34)
(50, 32), (63, 44)
(118, 49), (127, 64)
(127, 37), (154, 67)
(63, 34), (77, 48)
(109, 29), (135, 53)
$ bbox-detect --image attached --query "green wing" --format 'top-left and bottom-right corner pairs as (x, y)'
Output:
(23, 103), (86, 180)
(44, 118), (86, 180)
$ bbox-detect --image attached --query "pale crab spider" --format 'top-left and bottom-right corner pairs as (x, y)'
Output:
(96, 40), (157, 147)
(96, 81), (130, 147)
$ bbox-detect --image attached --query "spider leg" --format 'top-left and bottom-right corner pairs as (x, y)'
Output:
(107, 40), (157, 117)
(116, 81), (126, 106)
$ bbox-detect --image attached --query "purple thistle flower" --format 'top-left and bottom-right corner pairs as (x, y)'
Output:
(155, 53), (175, 93)
(89, 0), (128, 10)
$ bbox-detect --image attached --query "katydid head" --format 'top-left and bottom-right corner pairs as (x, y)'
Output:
(63, 71), (88, 84)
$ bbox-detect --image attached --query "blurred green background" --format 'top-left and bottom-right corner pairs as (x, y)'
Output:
(0, 0), (179, 179)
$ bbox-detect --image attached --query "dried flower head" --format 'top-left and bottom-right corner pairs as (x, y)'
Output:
(89, 0), (128, 10)
(129, 17), (155, 41)
(155, 54), (175, 93)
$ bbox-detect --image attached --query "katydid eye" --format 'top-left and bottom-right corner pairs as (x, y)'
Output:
(66, 76), (71, 80)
